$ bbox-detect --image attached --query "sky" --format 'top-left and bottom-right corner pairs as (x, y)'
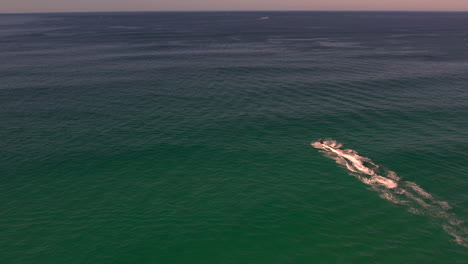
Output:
(2, 0), (468, 13)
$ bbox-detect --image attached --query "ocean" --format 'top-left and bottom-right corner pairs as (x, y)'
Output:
(1, 11), (468, 263)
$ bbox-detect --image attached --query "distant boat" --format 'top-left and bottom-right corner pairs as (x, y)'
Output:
(258, 16), (269, 20)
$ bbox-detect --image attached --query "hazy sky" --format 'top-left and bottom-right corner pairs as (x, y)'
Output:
(2, 0), (468, 13)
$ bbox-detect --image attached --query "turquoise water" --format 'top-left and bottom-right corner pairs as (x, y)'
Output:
(1, 12), (468, 263)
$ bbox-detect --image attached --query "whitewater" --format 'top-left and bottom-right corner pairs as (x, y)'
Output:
(312, 139), (468, 247)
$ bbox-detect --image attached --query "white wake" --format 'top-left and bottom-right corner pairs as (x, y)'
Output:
(312, 139), (467, 247)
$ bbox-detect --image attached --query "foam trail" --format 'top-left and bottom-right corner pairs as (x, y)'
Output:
(312, 139), (467, 247)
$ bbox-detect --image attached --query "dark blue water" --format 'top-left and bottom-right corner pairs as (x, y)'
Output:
(1, 11), (468, 263)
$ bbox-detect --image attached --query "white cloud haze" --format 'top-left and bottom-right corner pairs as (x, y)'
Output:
(2, 0), (468, 13)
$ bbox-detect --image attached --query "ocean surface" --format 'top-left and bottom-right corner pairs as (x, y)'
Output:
(1, 11), (468, 263)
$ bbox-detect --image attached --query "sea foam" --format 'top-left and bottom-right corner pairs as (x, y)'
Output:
(312, 139), (467, 247)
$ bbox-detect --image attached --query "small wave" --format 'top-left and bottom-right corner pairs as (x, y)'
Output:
(312, 139), (467, 247)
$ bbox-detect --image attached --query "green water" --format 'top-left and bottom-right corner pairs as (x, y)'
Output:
(1, 11), (468, 263)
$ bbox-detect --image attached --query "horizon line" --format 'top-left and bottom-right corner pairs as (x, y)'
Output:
(2, 9), (468, 15)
